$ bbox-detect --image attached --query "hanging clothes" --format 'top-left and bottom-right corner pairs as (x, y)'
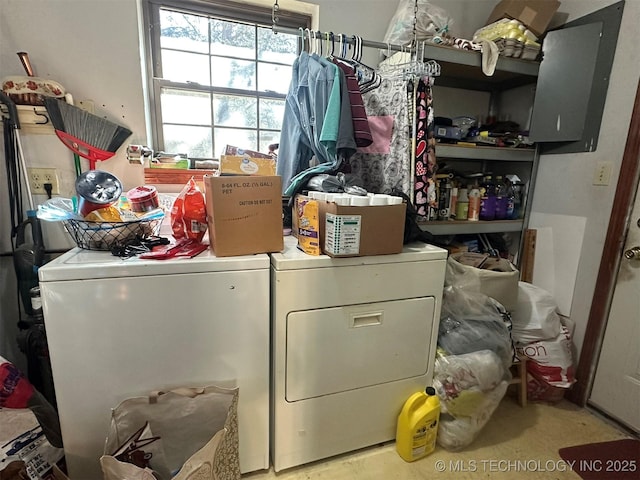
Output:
(332, 58), (373, 148)
(349, 70), (438, 219)
(277, 52), (356, 197)
(413, 75), (438, 219)
(349, 73), (414, 196)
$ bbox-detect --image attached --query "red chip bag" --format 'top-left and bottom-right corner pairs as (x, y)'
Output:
(171, 177), (208, 242)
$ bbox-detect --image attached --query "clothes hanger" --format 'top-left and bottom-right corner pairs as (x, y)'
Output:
(298, 27), (305, 53)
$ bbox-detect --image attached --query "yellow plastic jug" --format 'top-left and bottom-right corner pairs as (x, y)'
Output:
(395, 386), (441, 462)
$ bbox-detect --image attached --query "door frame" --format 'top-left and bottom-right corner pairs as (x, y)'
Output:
(568, 79), (640, 406)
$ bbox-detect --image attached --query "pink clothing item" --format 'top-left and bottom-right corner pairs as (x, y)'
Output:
(357, 115), (394, 154)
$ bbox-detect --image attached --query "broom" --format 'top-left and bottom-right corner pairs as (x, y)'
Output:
(44, 97), (132, 170)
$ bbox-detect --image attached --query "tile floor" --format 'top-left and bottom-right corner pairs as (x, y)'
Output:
(1, 395), (634, 479)
(245, 396), (633, 480)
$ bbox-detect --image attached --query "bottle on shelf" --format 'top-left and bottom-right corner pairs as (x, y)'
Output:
(510, 180), (526, 219)
(455, 187), (469, 220)
(494, 175), (508, 220)
(437, 179), (452, 220)
(504, 177), (516, 220)
(479, 175), (496, 221)
(468, 184), (481, 221)
(449, 187), (458, 220)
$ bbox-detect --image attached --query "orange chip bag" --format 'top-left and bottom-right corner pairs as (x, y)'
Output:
(171, 177), (208, 242)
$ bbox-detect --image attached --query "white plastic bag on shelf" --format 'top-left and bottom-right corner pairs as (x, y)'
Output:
(382, 0), (453, 51)
(511, 282), (563, 344)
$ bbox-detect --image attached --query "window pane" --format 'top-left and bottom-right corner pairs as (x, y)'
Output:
(159, 9), (209, 53)
(163, 125), (212, 158)
(257, 27), (298, 64)
(259, 131), (281, 153)
(259, 98), (285, 129)
(258, 63), (292, 94)
(214, 95), (257, 128)
(162, 50), (210, 84)
(214, 128), (258, 156)
(161, 89), (211, 125)
(212, 57), (255, 90)
(210, 19), (255, 60)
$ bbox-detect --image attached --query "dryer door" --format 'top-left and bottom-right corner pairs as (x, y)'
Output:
(285, 297), (435, 402)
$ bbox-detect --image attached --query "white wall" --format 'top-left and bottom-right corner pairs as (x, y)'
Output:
(0, 0), (638, 369)
(529, 0), (640, 360)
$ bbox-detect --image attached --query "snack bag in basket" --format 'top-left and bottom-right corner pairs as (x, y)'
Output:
(171, 177), (207, 242)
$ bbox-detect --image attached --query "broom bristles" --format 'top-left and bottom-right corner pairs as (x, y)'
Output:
(44, 98), (132, 153)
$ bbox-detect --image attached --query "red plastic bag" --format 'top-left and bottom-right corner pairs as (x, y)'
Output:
(171, 177), (207, 242)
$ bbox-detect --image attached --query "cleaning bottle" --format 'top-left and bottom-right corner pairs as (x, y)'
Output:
(468, 184), (481, 221)
(494, 175), (508, 220)
(455, 188), (469, 220)
(479, 175), (496, 221)
(396, 386), (441, 462)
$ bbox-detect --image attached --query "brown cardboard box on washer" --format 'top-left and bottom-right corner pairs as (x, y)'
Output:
(204, 174), (284, 257)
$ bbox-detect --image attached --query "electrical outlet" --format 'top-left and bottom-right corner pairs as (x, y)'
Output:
(27, 167), (59, 195)
(593, 161), (613, 186)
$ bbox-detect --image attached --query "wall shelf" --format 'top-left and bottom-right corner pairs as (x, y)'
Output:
(436, 144), (536, 162)
(419, 219), (523, 236)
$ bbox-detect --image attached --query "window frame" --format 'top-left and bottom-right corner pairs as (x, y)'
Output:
(142, 0), (310, 165)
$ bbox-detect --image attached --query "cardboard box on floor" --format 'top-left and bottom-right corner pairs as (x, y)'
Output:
(293, 194), (406, 257)
(486, 0), (561, 37)
(204, 175), (284, 257)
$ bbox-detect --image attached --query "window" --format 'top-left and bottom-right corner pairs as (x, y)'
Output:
(143, 0), (309, 163)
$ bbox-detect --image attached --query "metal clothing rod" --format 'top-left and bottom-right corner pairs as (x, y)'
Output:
(272, 25), (415, 54)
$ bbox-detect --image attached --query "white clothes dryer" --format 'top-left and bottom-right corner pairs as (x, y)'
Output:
(270, 236), (447, 471)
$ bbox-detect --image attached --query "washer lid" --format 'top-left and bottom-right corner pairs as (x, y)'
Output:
(270, 235), (447, 270)
(39, 247), (270, 282)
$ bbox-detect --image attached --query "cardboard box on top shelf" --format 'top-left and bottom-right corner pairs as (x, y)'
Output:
(486, 0), (561, 37)
(293, 194), (406, 258)
(204, 175), (284, 257)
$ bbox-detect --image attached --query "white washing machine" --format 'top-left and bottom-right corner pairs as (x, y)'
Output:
(38, 248), (271, 480)
(270, 236), (447, 471)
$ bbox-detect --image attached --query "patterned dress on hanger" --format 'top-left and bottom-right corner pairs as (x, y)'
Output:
(413, 76), (438, 219)
(349, 74), (413, 197)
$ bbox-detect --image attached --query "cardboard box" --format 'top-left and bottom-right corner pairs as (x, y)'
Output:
(293, 194), (406, 257)
(204, 175), (284, 257)
(223, 145), (273, 159)
(219, 155), (277, 176)
(486, 0), (560, 37)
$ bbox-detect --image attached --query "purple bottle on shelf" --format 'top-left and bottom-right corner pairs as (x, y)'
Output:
(479, 175), (496, 221)
(494, 175), (508, 220)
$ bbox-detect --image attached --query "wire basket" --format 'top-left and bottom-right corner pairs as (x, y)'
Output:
(62, 217), (163, 251)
